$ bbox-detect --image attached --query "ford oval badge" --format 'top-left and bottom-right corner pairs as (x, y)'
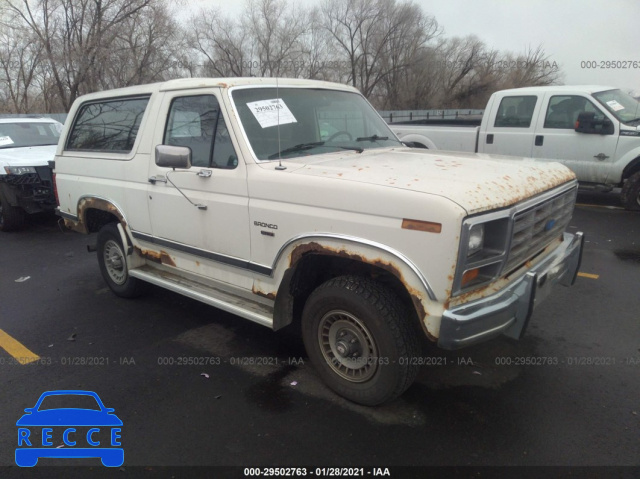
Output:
(545, 219), (556, 231)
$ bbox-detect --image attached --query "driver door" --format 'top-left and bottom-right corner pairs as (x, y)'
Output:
(531, 93), (618, 183)
(143, 90), (251, 288)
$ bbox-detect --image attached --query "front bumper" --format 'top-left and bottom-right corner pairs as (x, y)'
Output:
(438, 231), (584, 350)
(0, 166), (56, 213)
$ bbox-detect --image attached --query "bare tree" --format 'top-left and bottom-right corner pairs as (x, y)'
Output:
(245, 0), (310, 77)
(101, 2), (187, 88)
(321, 0), (440, 102)
(498, 45), (562, 89)
(0, 0), (565, 113)
(3, 0), (160, 110)
(0, 24), (43, 112)
(190, 7), (251, 77)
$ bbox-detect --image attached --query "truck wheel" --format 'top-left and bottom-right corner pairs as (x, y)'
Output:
(301, 275), (420, 406)
(621, 171), (640, 211)
(0, 192), (26, 231)
(97, 223), (145, 298)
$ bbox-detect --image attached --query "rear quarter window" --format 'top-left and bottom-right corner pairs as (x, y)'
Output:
(66, 96), (150, 152)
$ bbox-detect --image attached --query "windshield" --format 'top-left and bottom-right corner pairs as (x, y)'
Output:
(231, 87), (401, 161)
(37, 394), (101, 411)
(0, 122), (61, 149)
(592, 89), (640, 125)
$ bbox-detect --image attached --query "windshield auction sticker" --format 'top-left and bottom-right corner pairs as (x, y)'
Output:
(606, 100), (625, 111)
(0, 136), (15, 146)
(247, 99), (297, 128)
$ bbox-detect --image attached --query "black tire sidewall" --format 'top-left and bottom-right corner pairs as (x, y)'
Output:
(97, 223), (142, 298)
(0, 191), (26, 231)
(621, 171), (640, 211)
(302, 277), (418, 405)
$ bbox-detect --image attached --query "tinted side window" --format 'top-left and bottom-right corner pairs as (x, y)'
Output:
(66, 97), (149, 152)
(164, 95), (237, 169)
(494, 96), (537, 128)
(544, 95), (603, 129)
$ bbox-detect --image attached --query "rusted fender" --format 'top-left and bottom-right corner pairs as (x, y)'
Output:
(253, 234), (445, 340)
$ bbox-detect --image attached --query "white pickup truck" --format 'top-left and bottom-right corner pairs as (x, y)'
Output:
(0, 117), (63, 230)
(53, 78), (583, 405)
(391, 86), (640, 210)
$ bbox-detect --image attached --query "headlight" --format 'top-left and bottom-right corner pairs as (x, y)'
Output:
(453, 216), (510, 294)
(4, 166), (37, 175)
(467, 224), (484, 257)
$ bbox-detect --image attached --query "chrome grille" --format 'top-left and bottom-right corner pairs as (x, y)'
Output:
(504, 187), (577, 272)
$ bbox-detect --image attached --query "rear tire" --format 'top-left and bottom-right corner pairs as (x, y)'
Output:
(302, 275), (420, 406)
(0, 191), (26, 231)
(97, 223), (145, 298)
(621, 171), (640, 211)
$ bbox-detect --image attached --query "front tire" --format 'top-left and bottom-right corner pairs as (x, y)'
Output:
(97, 223), (145, 298)
(621, 171), (640, 211)
(302, 276), (420, 406)
(0, 191), (26, 231)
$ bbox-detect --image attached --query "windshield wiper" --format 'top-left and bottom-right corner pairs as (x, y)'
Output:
(626, 117), (640, 124)
(268, 142), (363, 159)
(356, 134), (389, 142)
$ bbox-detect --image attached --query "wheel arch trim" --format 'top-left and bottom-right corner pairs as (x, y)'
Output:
(270, 233), (437, 308)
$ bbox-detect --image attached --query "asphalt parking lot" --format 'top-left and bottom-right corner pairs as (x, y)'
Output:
(0, 191), (638, 477)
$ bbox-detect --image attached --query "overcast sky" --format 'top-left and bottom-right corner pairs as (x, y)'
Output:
(186, 0), (640, 95)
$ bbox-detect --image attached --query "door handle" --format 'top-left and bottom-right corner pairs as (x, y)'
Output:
(148, 175), (167, 184)
(535, 135), (544, 146)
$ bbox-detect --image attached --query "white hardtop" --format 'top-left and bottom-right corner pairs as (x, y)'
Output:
(496, 85), (617, 96)
(71, 77), (361, 102)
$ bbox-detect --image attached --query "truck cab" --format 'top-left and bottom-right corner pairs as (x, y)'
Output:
(392, 86), (640, 210)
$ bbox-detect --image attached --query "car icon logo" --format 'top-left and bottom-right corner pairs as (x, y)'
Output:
(15, 390), (123, 467)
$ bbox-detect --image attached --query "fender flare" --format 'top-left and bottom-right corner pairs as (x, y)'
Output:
(393, 133), (437, 150)
(267, 234), (440, 338)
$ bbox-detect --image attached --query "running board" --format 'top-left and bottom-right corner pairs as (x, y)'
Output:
(129, 266), (273, 328)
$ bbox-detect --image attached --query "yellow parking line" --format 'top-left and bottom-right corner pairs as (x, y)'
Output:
(0, 328), (40, 364)
(577, 272), (599, 280)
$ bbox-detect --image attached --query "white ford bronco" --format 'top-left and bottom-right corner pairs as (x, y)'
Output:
(53, 78), (584, 405)
(0, 117), (63, 231)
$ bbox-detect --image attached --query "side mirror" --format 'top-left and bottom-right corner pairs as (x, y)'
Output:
(24, 408), (33, 413)
(155, 145), (192, 169)
(575, 112), (614, 135)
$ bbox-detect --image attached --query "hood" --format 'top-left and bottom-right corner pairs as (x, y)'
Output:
(288, 148), (576, 214)
(0, 145), (57, 169)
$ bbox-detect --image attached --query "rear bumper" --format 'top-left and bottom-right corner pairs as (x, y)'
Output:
(438, 231), (584, 350)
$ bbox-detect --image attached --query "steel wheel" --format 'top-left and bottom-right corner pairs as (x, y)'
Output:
(97, 223), (145, 298)
(318, 310), (379, 382)
(302, 275), (421, 405)
(103, 239), (127, 285)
